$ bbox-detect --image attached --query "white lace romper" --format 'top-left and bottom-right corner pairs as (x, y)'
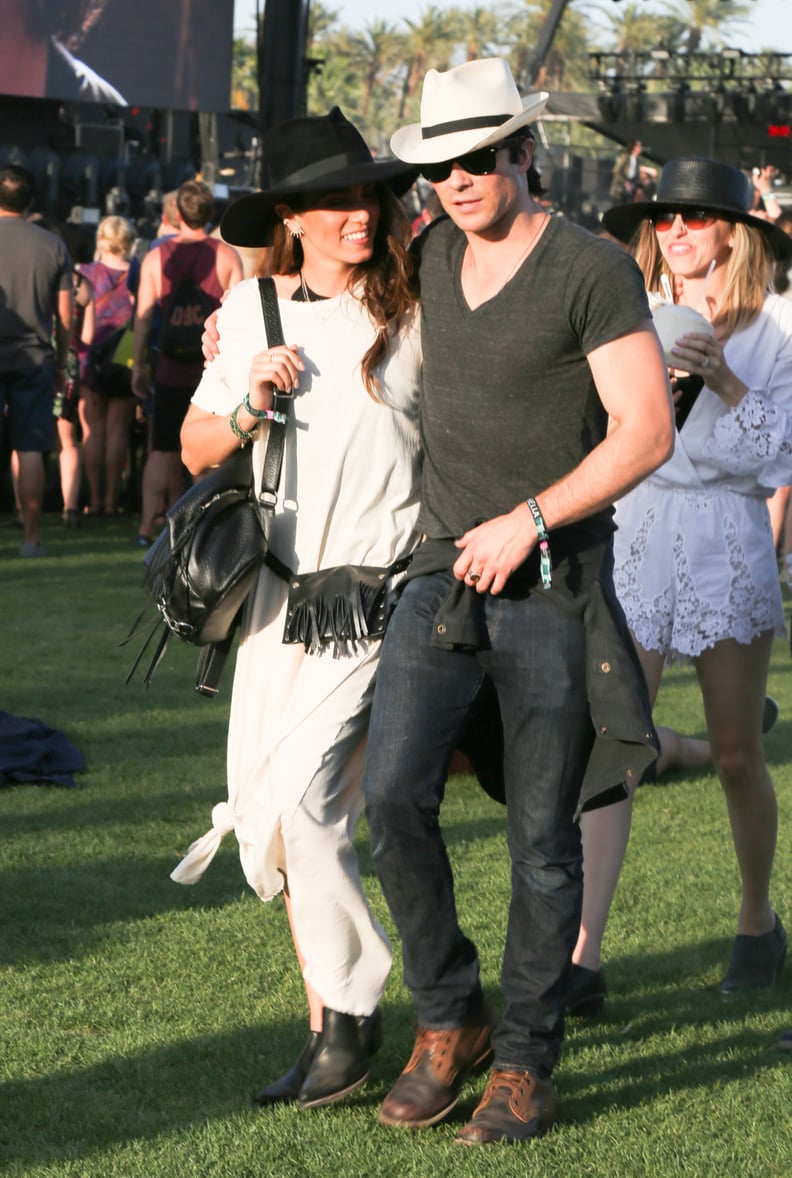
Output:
(614, 291), (792, 662)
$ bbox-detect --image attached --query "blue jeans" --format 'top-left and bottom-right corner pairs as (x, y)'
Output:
(362, 571), (592, 1078)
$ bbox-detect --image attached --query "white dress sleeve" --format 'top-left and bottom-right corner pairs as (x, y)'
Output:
(190, 280), (261, 417)
(702, 295), (792, 487)
(706, 387), (792, 482)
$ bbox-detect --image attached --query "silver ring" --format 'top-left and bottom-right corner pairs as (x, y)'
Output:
(468, 571), (481, 584)
(269, 351), (276, 363)
(701, 355), (709, 369)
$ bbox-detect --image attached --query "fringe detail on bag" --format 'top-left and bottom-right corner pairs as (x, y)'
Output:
(283, 579), (386, 656)
(141, 531), (194, 635)
(121, 611), (174, 688)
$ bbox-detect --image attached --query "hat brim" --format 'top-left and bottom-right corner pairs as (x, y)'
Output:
(603, 198), (792, 260)
(390, 92), (549, 165)
(220, 158), (418, 248)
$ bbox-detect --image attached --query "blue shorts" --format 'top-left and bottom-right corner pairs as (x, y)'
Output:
(0, 364), (56, 452)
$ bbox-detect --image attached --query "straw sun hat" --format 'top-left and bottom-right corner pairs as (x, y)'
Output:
(389, 57), (549, 166)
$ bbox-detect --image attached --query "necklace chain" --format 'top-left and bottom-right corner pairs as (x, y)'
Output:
(298, 271), (333, 303)
(500, 213), (549, 287)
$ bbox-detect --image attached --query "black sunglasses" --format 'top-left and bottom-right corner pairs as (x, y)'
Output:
(421, 144), (506, 184)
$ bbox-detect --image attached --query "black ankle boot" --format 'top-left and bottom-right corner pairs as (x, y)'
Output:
(253, 1030), (321, 1106)
(565, 964), (607, 1017)
(357, 1006), (383, 1056)
(298, 1007), (379, 1109)
(719, 914), (787, 993)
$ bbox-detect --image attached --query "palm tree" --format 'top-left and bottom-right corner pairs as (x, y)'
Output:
(584, 1), (664, 52)
(307, 26), (366, 119)
(451, 4), (502, 61)
(348, 21), (405, 121)
(231, 35), (258, 111)
(398, 6), (459, 119)
(307, 1), (343, 43)
(305, 6), (362, 119)
(505, 0), (592, 92)
(668, 0), (752, 53)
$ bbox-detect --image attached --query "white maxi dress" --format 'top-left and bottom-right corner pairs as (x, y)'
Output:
(614, 291), (792, 662)
(171, 279), (422, 1015)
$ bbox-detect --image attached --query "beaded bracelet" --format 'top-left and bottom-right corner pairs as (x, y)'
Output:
(229, 403), (258, 446)
(243, 391), (287, 424)
(526, 497), (552, 591)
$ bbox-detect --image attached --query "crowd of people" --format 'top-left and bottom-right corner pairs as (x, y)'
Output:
(3, 52), (792, 1145)
(0, 172), (243, 553)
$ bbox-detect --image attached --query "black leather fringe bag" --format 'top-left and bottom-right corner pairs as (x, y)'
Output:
(283, 556), (412, 655)
(123, 277), (290, 693)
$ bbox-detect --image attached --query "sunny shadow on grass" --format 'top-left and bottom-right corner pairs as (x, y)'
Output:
(1, 516), (791, 1177)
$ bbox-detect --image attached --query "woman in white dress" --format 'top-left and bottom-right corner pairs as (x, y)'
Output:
(169, 108), (422, 1107)
(568, 158), (792, 1015)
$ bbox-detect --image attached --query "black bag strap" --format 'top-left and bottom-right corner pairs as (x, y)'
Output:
(194, 634), (235, 697)
(259, 274), (285, 346)
(189, 278), (290, 698)
(256, 276), (289, 546)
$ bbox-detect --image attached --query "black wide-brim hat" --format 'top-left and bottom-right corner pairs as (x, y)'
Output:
(603, 156), (792, 259)
(221, 107), (418, 248)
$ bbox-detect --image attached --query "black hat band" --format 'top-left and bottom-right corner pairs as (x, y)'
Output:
(422, 113), (512, 140)
(277, 150), (374, 187)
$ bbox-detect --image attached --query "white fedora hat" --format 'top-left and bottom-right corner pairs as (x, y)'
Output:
(390, 58), (549, 165)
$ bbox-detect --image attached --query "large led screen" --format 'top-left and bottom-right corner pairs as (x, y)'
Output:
(0, 1), (235, 112)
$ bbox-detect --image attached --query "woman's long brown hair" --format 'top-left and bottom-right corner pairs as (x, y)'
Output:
(267, 184), (419, 399)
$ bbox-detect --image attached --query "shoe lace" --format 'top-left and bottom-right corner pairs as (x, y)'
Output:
(480, 1069), (531, 1109)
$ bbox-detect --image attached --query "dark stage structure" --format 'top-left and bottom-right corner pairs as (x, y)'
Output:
(0, 0), (789, 229)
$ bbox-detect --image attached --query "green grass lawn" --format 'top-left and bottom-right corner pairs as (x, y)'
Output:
(1, 514), (791, 1177)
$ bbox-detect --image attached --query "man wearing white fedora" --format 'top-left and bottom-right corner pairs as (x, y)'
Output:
(361, 57), (675, 1143)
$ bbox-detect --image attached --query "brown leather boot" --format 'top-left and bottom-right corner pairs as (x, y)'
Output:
(454, 1068), (556, 1144)
(378, 1008), (494, 1128)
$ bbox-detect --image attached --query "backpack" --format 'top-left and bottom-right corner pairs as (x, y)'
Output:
(123, 279), (289, 695)
(87, 264), (135, 396)
(90, 320), (135, 398)
(158, 244), (215, 364)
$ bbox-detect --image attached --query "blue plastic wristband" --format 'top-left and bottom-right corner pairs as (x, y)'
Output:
(243, 391), (287, 424)
(526, 497), (552, 590)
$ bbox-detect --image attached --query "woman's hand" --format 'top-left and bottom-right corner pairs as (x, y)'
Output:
(670, 331), (747, 408)
(247, 345), (304, 409)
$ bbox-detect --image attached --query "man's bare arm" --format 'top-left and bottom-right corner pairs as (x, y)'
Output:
(55, 288), (73, 370)
(538, 323), (674, 525)
(454, 323), (674, 594)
